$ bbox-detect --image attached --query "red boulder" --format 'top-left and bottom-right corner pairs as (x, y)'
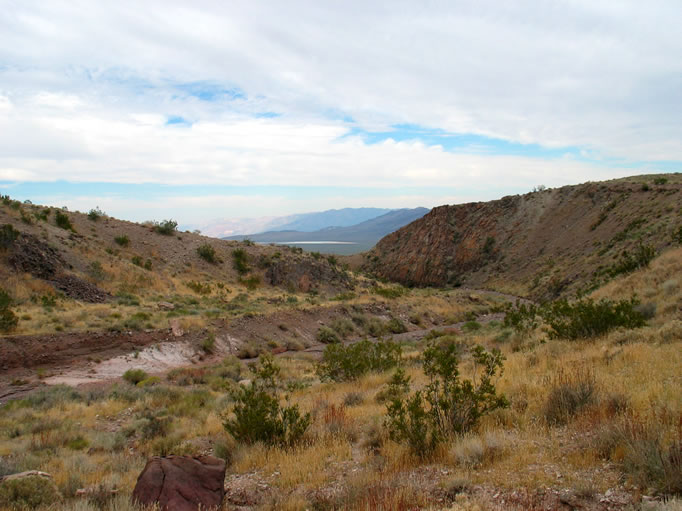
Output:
(132, 456), (226, 511)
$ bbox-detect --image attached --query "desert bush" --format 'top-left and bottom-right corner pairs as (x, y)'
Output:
(55, 210), (74, 231)
(596, 415), (682, 495)
(88, 261), (106, 282)
(542, 297), (646, 340)
(316, 326), (340, 344)
(0, 223), (20, 248)
(343, 392), (364, 407)
(503, 302), (539, 334)
(386, 342), (508, 457)
(240, 274), (261, 290)
(544, 367), (596, 425)
(0, 473), (63, 508)
(153, 219), (177, 235)
(0, 289), (18, 333)
(197, 243), (219, 263)
(131, 255), (152, 270)
(386, 317), (407, 334)
(330, 318), (355, 338)
(365, 317), (387, 337)
(122, 369), (148, 385)
(87, 207), (105, 221)
(316, 340), (402, 382)
(373, 285), (406, 299)
(222, 354), (310, 446)
(674, 226), (682, 244)
(462, 320), (481, 332)
(601, 243), (656, 279)
(114, 234), (129, 247)
(187, 280), (211, 295)
(232, 248), (249, 275)
(201, 333), (216, 353)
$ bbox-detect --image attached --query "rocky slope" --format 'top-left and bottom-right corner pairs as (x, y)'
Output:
(364, 174), (682, 300)
(0, 198), (355, 308)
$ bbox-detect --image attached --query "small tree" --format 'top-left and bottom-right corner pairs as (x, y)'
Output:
(232, 249), (249, 275)
(222, 354), (310, 447)
(0, 224), (20, 249)
(153, 219), (177, 235)
(87, 207), (105, 221)
(386, 341), (508, 457)
(0, 289), (18, 333)
(55, 211), (74, 231)
(197, 244), (219, 264)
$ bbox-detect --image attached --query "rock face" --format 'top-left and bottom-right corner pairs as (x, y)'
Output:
(266, 257), (353, 293)
(132, 456), (226, 511)
(365, 179), (682, 300)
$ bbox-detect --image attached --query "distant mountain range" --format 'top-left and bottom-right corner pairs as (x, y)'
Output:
(191, 208), (393, 238)
(225, 207), (429, 254)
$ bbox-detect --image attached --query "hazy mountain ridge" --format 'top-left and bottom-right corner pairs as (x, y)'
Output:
(191, 208), (393, 238)
(225, 208), (429, 252)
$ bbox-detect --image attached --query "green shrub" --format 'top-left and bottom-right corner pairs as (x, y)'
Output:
(385, 342), (508, 457)
(317, 326), (340, 344)
(55, 210), (74, 231)
(232, 248), (250, 275)
(542, 297), (646, 340)
(386, 317), (407, 334)
(201, 334), (216, 353)
(316, 340), (402, 382)
(373, 286), (406, 299)
(653, 177), (668, 185)
(0, 473), (63, 508)
(153, 219), (177, 235)
(462, 320), (481, 332)
(87, 207), (105, 221)
(365, 317), (387, 337)
(122, 369), (148, 385)
(0, 224), (20, 249)
(330, 318), (355, 338)
(187, 280), (211, 295)
(503, 302), (539, 334)
(240, 274), (261, 290)
(0, 289), (18, 333)
(88, 261), (106, 282)
(603, 243), (656, 279)
(114, 234), (130, 247)
(197, 243), (219, 263)
(222, 354), (310, 446)
(66, 435), (89, 450)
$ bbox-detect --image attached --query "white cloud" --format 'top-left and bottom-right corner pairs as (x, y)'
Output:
(0, 0), (679, 222)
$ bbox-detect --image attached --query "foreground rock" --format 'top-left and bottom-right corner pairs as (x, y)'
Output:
(132, 455), (226, 511)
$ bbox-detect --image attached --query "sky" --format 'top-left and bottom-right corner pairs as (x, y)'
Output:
(1, 1), (681, 228)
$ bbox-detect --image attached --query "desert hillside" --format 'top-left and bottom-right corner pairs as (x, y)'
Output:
(0, 178), (680, 511)
(364, 174), (682, 300)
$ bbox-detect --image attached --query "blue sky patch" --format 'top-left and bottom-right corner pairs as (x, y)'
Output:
(166, 115), (192, 126)
(175, 81), (246, 101)
(342, 124), (587, 160)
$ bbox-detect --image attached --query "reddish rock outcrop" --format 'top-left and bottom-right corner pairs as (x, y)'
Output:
(132, 456), (226, 511)
(365, 180), (682, 300)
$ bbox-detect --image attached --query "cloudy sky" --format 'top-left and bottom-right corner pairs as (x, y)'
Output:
(1, 1), (680, 227)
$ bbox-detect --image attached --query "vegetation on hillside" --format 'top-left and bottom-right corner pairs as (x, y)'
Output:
(0, 183), (681, 509)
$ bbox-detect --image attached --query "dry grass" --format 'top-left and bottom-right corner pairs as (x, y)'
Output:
(1, 203), (681, 508)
